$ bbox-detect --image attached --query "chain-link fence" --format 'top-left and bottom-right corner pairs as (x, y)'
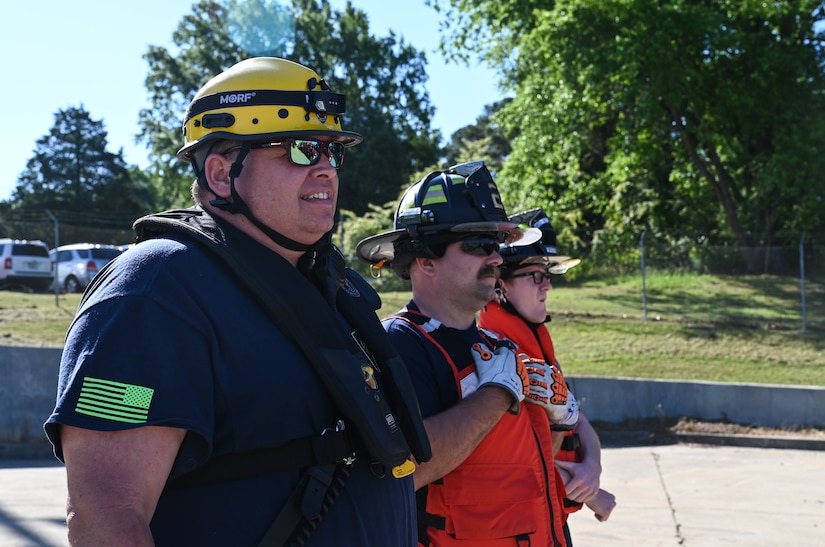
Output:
(591, 233), (825, 332)
(637, 233), (824, 277)
(0, 210), (138, 248)
(3, 213), (822, 332)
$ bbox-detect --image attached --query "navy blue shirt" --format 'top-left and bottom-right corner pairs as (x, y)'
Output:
(382, 302), (484, 419)
(45, 217), (416, 546)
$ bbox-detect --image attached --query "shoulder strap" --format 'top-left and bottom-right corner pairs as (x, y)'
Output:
(386, 311), (461, 373)
(387, 309), (488, 392)
(336, 280), (432, 464)
(133, 208), (428, 467)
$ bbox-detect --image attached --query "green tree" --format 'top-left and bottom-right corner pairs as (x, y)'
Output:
(435, 0), (825, 271)
(138, 0), (441, 214)
(335, 200), (410, 291)
(139, 1), (246, 207)
(9, 106), (152, 220)
(443, 99), (513, 173)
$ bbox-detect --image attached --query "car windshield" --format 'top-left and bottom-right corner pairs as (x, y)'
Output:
(12, 244), (48, 257)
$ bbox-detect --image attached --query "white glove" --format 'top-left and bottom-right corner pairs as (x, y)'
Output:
(521, 355), (579, 430)
(472, 339), (529, 414)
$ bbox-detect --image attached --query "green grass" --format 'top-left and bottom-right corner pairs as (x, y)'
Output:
(0, 290), (82, 347)
(2, 272), (823, 386)
(377, 272), (825, 386)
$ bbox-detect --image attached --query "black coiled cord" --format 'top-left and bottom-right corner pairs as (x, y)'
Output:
(286, 464), (352, 547)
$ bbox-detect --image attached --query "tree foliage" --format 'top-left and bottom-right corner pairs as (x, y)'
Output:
(9, 106), (153, 221)
(443, 99), (513, 173)
(138, 0), (442, 213)
(434, 0), (825, 271)
(139, 1), (247, 207)
(334, 200), (410, 291)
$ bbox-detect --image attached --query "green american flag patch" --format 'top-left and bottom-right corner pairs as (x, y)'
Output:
(75, 377), (155, 424)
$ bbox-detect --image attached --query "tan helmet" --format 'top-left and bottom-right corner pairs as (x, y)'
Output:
(177, 57), (362, 162)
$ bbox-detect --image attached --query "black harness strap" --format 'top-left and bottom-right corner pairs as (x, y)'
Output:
(560, 433), (581, 453)
(133, 208), (427, 467)
(169, 428), (352, 490)
(131, 208), (431, 546)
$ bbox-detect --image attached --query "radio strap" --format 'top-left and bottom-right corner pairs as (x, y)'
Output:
(132, 207), (431, 545)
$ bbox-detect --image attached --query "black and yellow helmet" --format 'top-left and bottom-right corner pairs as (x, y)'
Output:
(356, 161), (541, 278)
(177, 57), (362, 162)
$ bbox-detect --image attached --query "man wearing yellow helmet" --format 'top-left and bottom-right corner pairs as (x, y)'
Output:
(177, 56), (363, 255)
(45, 57), (430, 546)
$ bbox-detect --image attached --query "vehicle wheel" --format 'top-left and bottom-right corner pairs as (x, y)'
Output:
(64, 276), (81, 293)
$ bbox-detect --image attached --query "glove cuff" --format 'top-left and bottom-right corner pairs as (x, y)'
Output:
(478, 381), (522, 414)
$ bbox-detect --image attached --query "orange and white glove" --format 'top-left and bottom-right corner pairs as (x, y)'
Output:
(472, 339), (529, 414)
(521, 355), (579, 430)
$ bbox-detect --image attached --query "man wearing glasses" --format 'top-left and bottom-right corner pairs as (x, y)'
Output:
(45, 57), (430, 546)
(356, 162), (572, 546)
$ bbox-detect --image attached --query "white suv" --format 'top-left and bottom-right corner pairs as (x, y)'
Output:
(50, 243), (123, 293)
(0, 238), (53, 291)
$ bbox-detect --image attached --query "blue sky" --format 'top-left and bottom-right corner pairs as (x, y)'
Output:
(0, 0), (501, 202)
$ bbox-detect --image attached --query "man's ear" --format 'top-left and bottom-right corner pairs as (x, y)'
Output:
(203, 153), (234, 199)
(414, 256), (438, 278)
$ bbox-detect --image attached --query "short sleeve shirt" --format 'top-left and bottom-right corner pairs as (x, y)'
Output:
(382, 301), (484, 418)
(45, 219), (415, 546)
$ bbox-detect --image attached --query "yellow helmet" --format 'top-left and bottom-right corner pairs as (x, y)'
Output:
(177, 57), (362, 162)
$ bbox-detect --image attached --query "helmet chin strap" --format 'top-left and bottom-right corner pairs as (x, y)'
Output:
(496, 283), (552, 326)
(206, 143), (314, 253)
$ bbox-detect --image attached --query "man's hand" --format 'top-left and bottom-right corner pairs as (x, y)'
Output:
(472, 339), (529, 414)
(520, 356), (579, 430)
(555, 458), (600, 502)
(586, 488), (616, 522)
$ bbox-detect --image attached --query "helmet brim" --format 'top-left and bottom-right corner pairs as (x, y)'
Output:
(548, 258), (581, 274)
(503, 255), (581, 275)
(355, 223), (542, 265)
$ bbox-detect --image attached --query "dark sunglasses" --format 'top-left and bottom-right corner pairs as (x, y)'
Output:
(223, 139), (345, 168)
(509, 270), (552, 284)
(459, 236), (501, 257)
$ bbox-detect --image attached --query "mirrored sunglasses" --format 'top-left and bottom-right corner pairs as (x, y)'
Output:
(459, 236), (501, 257)
(509, 270), (553, 284)
(224, 139), (345, 168)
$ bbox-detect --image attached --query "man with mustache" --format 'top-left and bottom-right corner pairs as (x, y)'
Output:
(357, 162), (572, 546)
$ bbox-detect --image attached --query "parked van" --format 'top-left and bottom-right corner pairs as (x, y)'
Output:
(50, 243), (123, 293)
(0, 238), (53, 290)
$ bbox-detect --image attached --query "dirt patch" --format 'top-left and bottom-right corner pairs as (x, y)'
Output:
(667, 417), (825, 438)
(592, 416), (825, 447)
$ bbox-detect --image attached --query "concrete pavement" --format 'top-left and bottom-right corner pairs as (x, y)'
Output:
(1, 443), (823, 546)
(0, 459), (67, 547)
(566, 443), (824, 546)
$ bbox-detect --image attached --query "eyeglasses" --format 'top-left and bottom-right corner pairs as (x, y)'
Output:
(223, 139), (345, 169)
(509, 270), (552, 284)
(459, 236), (501, 257)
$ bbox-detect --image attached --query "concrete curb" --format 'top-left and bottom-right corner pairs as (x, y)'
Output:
(595, 428), (825, 451)
(671, 432), (825, 451)
(0, 442), (54, 460)
(569, 376), (825, 429)
(5, 346), (825, 458)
